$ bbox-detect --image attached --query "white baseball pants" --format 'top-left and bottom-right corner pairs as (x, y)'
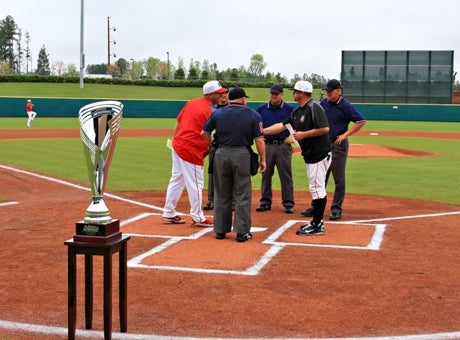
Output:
(162, 148), (206, 223)
(306, 152), (332, 200)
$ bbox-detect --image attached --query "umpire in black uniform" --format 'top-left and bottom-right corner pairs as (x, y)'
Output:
(201, 87), (266, 242)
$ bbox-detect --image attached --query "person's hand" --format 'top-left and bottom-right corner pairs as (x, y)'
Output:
(335, 134), (347, 145)
(259, 161), (266, 173)
(292, 131), (305, 141)
(284, 136), (293, 144)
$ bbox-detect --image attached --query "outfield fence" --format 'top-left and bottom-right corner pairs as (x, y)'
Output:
(1, 97), (460, 121)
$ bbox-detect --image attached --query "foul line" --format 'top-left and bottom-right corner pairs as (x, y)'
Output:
(0, 201), (18, 207)
(0, 164), (166, 212)
(1, 319), (460, 340)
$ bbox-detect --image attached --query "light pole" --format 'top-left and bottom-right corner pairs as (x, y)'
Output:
(130, 58), (134, 80)
(79, 0), (85, 88)
(107, 16), (116, 74)
(166, 51), (170, 80)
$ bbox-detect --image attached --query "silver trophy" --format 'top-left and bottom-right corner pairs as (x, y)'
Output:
(78, 100), (123, 229)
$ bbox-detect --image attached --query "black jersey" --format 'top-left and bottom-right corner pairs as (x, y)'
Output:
(282, 100), (330, 163)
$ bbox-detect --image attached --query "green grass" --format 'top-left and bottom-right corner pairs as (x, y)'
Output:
(1, 118), (459, 205)
(0, 82), (322, 102)
(1, 83), (459, 205)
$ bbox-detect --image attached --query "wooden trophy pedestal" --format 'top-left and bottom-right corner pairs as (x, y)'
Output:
(74, 219), (121, 244)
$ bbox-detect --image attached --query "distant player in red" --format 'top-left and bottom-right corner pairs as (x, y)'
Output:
(162, 80), (227, 227)
(26, 99), (37, 127)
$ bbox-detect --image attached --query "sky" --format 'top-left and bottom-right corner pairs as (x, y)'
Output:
(2, 0), (459, 80)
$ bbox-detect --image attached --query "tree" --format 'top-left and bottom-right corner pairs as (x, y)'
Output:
(24, 31), (32, 73)
(238, 65), (250, 81)
(86, 63), (107, 74)
(188, 58), (199, 80)
(210, 62), (218, 79)
(248, 53), (266, 77)
(116, 58), (129, 75)
(174, 67), (185, 80)
(36, 45), (50, 75)
(201, 59), (210, 80)
(15, 28), (23, 73)
(229, 68), (239, 81)
(144, 56), (161, 79)
(66, 63), (78, 76)
(274, 72), (287, 83)
(154, 60), (169, 80)
(174, 56), (186, 80)
(304, 73), (328, 88)
(0, 15), (20, 73)
(52, 60), (66, 76)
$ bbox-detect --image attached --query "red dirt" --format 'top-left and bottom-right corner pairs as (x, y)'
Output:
(0, 128), (459, 339)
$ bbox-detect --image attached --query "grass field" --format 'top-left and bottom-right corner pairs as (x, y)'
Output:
(1, 117), (459, 205)
(1, 82), (459, 205)
(0, 82), (323, 102)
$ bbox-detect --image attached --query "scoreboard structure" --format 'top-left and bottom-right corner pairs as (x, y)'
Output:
(341, 50), (454, 104)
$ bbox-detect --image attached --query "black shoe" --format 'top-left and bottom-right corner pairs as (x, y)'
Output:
(300, 207), (314, 217)
(296, 221), (324, 236)
(203, 202), (214, 210)
(215, 232), (226, 239)
(284, 207), (294, 214)
(236, 232), (252, 242)
(329, 212), (342, 220)
(256, 204), (271, 212)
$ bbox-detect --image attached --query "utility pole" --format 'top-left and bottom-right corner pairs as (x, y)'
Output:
(167, 51), (170, 80)
(79, 0), (84, 88)
(107, 16), (116, 74)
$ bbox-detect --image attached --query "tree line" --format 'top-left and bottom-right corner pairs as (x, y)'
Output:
(0, 14), (330, 87)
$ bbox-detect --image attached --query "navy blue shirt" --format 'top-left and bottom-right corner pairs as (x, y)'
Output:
(256, 101), (295, 141)
(320, 96), (366, 139)
(203, 103), (263, 146)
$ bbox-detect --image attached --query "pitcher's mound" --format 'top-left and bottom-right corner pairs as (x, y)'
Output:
(293, 144), (433, 158)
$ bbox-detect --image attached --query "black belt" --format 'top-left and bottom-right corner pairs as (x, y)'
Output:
(265, 139), (284, 145)
(219, 145), (246, 148)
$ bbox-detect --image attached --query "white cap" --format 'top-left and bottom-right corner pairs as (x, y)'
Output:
(293, 81), (313, 93)
(203, 80), (226, 95)
(27, 99), (31, 102)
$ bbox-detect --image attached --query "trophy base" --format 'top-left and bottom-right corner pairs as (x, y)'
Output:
(74, 219), (121, 244)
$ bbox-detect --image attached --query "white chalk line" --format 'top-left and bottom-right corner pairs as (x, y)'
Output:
(1, 319), (459, 340)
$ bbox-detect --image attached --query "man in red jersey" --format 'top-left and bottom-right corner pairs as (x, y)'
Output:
(26, 99), (37, 127)
(162, 80), (227, 227)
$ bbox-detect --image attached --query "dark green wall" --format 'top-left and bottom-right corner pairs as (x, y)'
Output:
(1, 97), (459, 122)
(353, 103), (460, 122)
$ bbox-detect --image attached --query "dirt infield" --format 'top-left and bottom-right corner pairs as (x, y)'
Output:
(0, 129), (459, 340)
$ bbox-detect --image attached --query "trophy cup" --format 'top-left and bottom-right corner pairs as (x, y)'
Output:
(74, 101), (123, 243)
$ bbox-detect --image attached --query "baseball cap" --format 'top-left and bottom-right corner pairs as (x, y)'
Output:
(323, 79), (342, 92)
(228, 87), (249, 100)
(293, 81), (313, 93)
(27, 99), (31, 102)
(270, 84), (283, 94)
(203, 80), (227, 95)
